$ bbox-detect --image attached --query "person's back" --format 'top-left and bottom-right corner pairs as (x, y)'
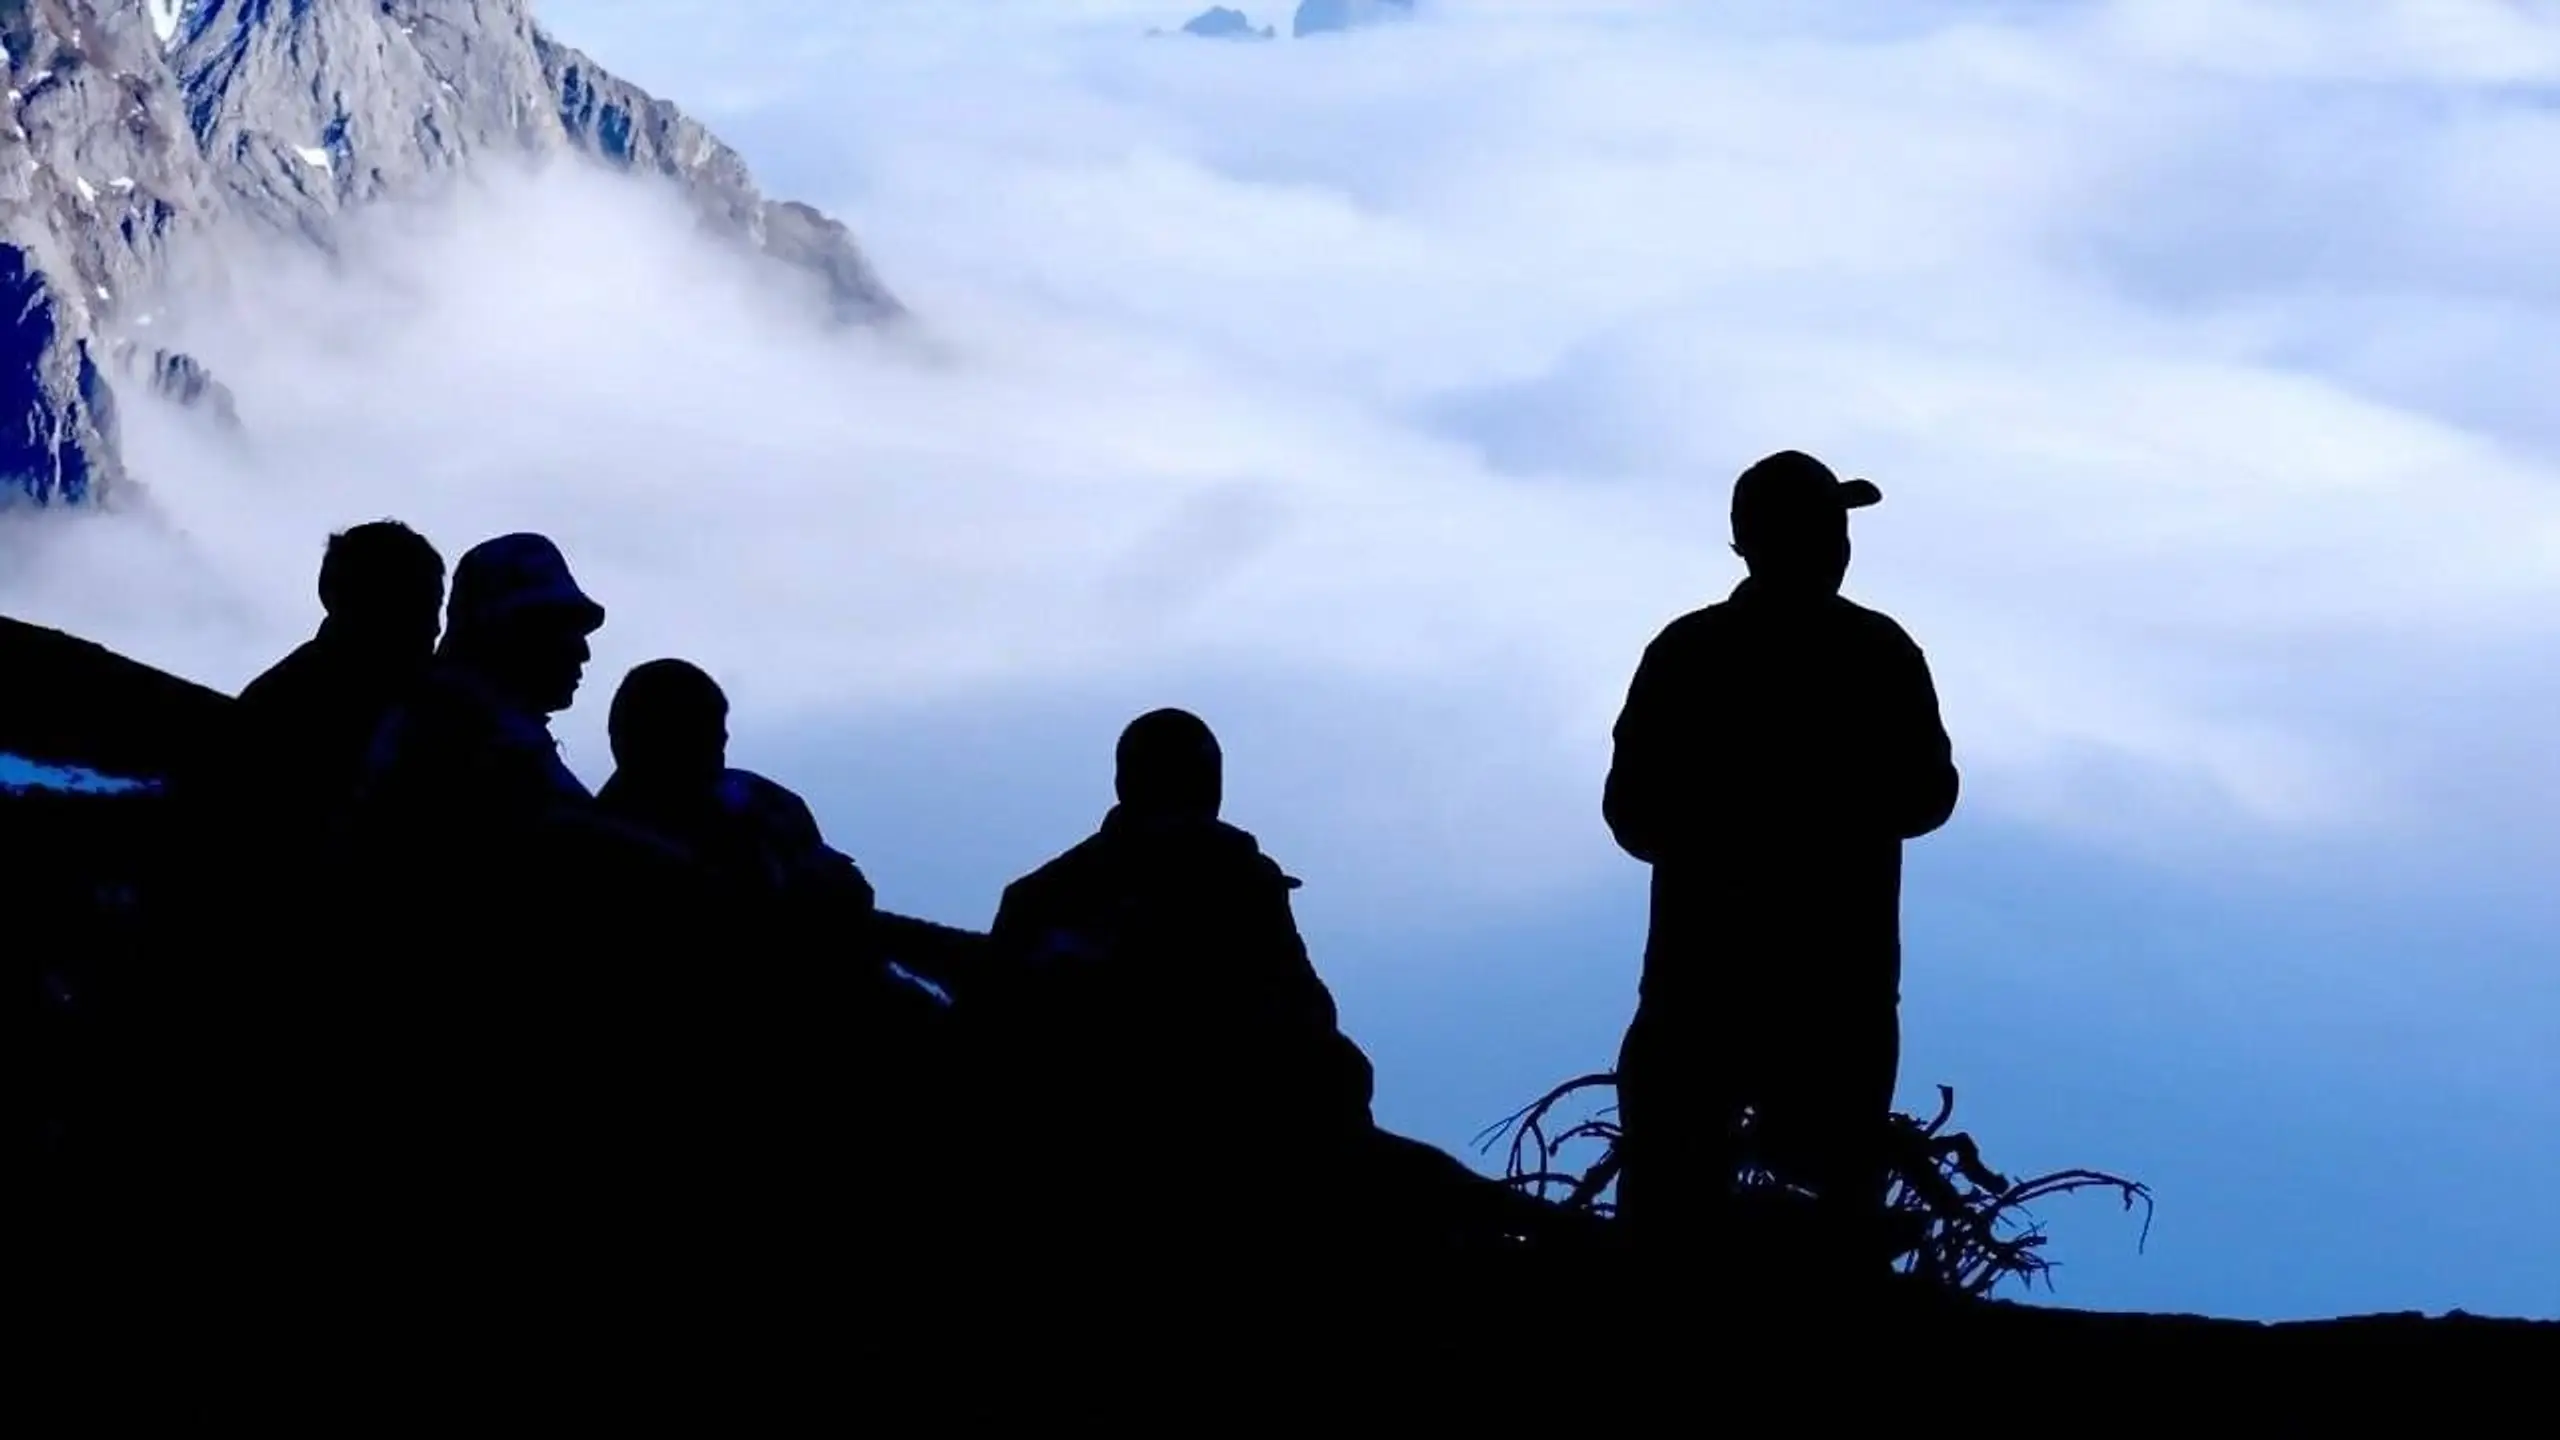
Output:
(163, 522), (445, 1218)
(977, 710), (1375, 1250)
(1601, 450), (1958, 1278)
(994, 808), (1364, 1125)
(1604, 582), (1953, 1007)
(227, 523), (446, 854)
(595, 659), (878, 916)
(591, 658), (907, 1204)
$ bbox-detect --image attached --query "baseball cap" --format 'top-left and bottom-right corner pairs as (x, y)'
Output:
(445, 532), (605, 638)
(1731, 450), (1882, 536)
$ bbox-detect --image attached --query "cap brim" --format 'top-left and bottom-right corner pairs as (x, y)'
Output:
(1839, 478), (1883, 509)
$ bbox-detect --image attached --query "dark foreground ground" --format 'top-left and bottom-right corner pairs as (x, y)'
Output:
(35, 1246), (2550, 1415)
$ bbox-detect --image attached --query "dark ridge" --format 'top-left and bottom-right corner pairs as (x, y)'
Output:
(0, 613), (232, 777)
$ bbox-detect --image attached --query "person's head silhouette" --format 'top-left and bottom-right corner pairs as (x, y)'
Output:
(1115, 707), (1222, 823)
(439, 533), (606, 715)
(1728, 450), (1882, 597)
(317, 520), (445, 658)
(609, 658), (730, 794)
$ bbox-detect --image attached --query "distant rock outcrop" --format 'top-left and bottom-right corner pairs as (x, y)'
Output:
(1181, 8), (1276, 40)
(1292, 0), (1415, 39)
(536, 32), (894, 327)
(2, 0), (901, 506)
(104, 333), (235, 430)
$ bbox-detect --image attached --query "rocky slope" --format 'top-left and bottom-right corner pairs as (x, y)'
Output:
(3, 0), (899, 506)
(3, 240), (123, 502)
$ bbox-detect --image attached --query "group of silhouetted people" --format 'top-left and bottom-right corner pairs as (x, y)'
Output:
(49, 446), (1958, 1300)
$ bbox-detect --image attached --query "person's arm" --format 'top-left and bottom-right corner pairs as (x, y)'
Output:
(812, 847), (877, 914)
(1869, 625), (1959, 840)
(986, 871), (1093, 984)
(1246, 864), (1377, 1124)
(1602, 628), (1684, 866)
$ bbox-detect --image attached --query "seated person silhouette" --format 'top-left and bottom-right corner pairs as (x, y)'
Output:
(158, 520), (445, 1193)
(975, 708), (1379, 1250)
(337, 533), (710, 1235)
(349, 532), (685, 906)
(597, 658), (877, 920)
(1602, 450), (1960, 1286)
(231, 519), (446, 835)
(593, 658), (937, 1147)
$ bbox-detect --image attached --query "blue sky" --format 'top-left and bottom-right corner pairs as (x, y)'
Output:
(3, 0), (2554, 1319)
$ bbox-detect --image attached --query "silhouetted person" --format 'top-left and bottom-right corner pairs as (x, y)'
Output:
(352, 532), (606, 841)
(335, 533), (708, 1261)
(231, 520), (446, 831)
(1602, 450), (1958, 1286)
(593, 656), (933, 1201)
(597, 658), (877, 918)
(147, 522), (445, 1210)
(974, 708), (1377, 1251)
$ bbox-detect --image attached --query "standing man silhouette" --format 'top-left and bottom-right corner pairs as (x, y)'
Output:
(1602, 449), (1959, 1284)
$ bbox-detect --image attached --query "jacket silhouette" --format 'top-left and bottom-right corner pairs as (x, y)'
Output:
(151, 522), (446, 1219)
(1603, 451), (1957, 1270)
(230, 522), (447, 838)
(990, 805), (1376, 1133)
(349, 535), (685, 923)
(595, 659), (877, 919)
(975, 710), (1376, 1245)
(591, 656), (925, 1207)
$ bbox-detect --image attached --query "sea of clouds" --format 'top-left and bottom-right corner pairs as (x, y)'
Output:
(4, 0), (2556, 1317)
(7, 0), (2552, 919)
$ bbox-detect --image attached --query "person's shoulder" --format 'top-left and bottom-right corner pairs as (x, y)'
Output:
(1206, 820), (1302, 891)
(725, 767), (817, 818)
(235, 637), (325, 707)
(1628, 603), (1744, 679)
(398, 663), (488, 728)
(1007, 831), (1107, 901)
(993, 838), (1099, 938)
(1832, 595), (1929, 655)
(594, 769), (636, 810)
(1654, 602), (1730, 644)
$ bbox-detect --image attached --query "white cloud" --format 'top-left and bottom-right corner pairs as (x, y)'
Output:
(4, 0), (2556, 916)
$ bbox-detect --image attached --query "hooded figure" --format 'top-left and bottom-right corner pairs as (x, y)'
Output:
(1601, 450), (1959, 1279)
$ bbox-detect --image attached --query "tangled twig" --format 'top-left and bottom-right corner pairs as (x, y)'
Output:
(1476, 1074), (2151, 1298)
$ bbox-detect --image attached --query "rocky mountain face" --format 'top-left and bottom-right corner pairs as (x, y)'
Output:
(3, 239), (123, 503)
(3, 0), (900, 507)
(1177, 8), (1275, 41)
